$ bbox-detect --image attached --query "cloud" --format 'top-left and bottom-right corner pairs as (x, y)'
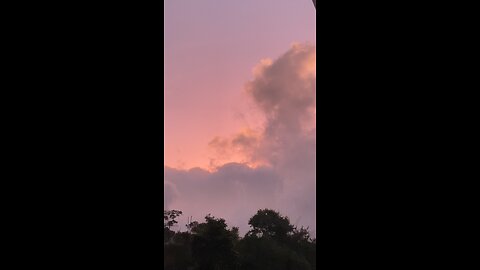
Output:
(246, 42), (316, 167)
(164, 164), (282, 233)
(164, 43), (316, 236)
(164, 181), (177, 209)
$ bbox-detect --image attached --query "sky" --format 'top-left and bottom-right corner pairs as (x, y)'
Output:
(164, 0), (316, 236)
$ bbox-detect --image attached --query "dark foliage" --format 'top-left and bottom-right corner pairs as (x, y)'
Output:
(164, 209), (316, 270)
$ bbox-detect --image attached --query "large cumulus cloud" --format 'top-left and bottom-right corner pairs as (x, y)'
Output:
(164, 43), (316, 236)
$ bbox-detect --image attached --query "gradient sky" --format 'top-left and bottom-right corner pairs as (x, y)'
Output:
(165, 0), (315, 169)
(164, 0), (316, 235)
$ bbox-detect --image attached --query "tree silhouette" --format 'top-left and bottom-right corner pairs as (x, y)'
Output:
(164, 210), (182, 243)
(237, 209), (314, 270)
(163, 209), (316, 270)
(191, 215), (239, 270)
(247, 209), (294, 241)
(164, 210), (182, 229)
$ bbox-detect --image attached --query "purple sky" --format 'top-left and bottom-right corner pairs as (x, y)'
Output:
(164, 0), (316, 236)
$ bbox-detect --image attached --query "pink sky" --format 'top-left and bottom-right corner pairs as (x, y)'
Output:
(164, 1), (316, 235)
(164, 0), (316, 169)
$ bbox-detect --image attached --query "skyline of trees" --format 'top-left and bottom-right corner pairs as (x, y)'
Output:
(164, 209), (316, 270)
